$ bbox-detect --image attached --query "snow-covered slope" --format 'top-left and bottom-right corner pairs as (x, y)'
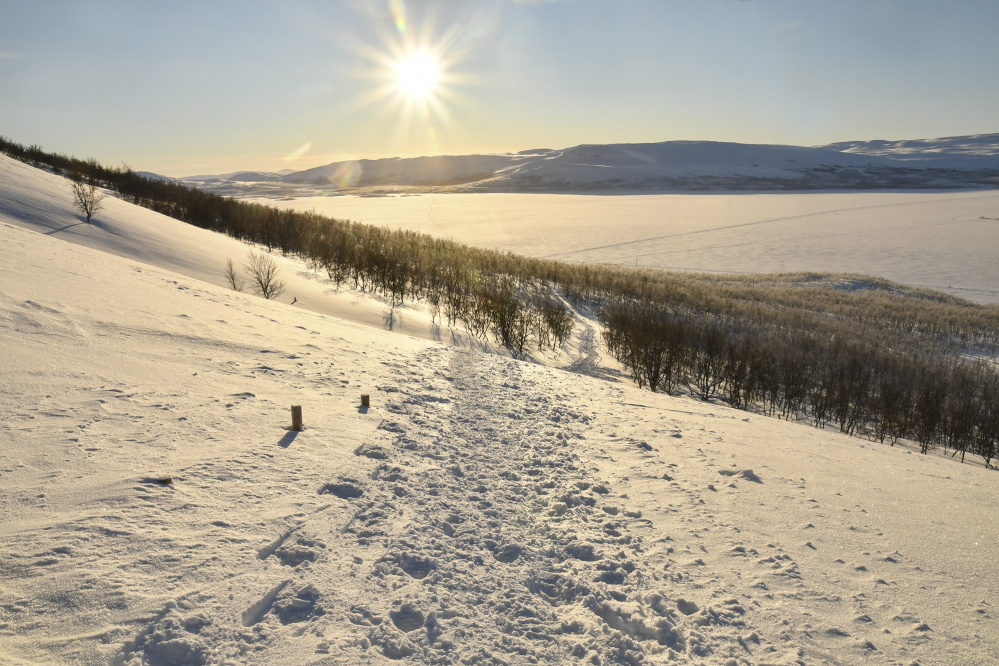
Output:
(2, 209), (998, 666)
(1, 163), (998, 665)
(0, 154), (509, 354)
(180, 135), (999, 196)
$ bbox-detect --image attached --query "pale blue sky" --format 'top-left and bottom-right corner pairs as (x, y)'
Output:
(1, 0), (997, 176)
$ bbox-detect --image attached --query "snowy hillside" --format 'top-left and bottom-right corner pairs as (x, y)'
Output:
(177, 135), (999, 197)
(1, 161), (998, 665)
(278, 142), (891, 188)
(286, 154), (519, 188)
(0, 154), (527, 355)
(822, 133), (999, 166)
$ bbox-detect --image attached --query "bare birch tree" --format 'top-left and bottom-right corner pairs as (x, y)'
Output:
(223, 258), (245, 292)
(70, 177), (107, 223)
(243, 251), (285, 300)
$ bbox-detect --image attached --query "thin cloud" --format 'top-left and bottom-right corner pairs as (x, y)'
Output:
(0, 51), (25, 59)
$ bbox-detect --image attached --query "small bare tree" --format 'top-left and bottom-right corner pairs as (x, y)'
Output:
(70, 177), (107, 223)
(243, 250), (285, 300)
(223, 258), (245, 292)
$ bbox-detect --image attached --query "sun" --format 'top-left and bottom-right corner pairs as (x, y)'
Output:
(357, 35), (461, 140)
(396, 51), (439, 98)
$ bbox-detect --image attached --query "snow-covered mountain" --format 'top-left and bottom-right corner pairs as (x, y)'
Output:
(1, 146), (998, 666)
(186, 170), (288, 183)
(822, 133), (999, 165)
(179, 134), (999, 196)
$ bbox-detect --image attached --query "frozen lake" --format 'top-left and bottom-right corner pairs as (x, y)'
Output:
(266, 190), (999, 303)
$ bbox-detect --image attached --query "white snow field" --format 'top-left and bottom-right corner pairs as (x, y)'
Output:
(1, 159), (998, 666)
(268, 190), (999, 304)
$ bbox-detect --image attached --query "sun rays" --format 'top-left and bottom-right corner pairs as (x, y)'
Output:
(345, 1), (480, 155)
(367, 41), (455, 129)
(295, 0), (490, 180)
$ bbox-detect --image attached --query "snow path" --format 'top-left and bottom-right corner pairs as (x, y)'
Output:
(561, 316), (622, 384)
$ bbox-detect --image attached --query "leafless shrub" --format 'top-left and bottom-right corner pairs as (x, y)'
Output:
(533, 292), (575, 351)
(70, 176), (107, 223)
(243, 250), (285, 300)
(976, 374), (999, 468)
(684, 321), (727, 401)
(600, 297), (999, 463)
(481, 276), (532, 356)
(223, 258), (245, 292)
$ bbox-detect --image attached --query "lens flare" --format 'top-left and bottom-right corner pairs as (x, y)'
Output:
(284, 142), (311, 162)
(389, 0), (406, 33)
(396, 51), (439, 98)
(329, 160), (362, 188)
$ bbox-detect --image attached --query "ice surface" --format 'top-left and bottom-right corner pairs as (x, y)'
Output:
(270, 190), (999, 303)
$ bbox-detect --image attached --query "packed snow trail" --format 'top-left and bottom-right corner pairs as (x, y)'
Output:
(334, 348), (691, 665)
(103, 343), (784, 666)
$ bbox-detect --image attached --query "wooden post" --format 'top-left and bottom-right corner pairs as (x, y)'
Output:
(361, 394), (370, 408)
(291, 405), (302, 431)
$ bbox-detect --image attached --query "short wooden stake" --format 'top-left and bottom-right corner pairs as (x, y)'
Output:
(361, 394), (370, 408)
(291, 405), (302, 431)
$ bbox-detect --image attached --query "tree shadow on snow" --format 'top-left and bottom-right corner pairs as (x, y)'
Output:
(383, 308), (406, 331)
(43, 221), (88, 235)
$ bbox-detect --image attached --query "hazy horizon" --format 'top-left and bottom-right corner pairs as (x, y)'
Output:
(2, 0), (998, 176)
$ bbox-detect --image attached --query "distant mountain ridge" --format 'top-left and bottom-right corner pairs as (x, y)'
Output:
(173, 134), (999, 196)
(821, 133), (999, 162)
